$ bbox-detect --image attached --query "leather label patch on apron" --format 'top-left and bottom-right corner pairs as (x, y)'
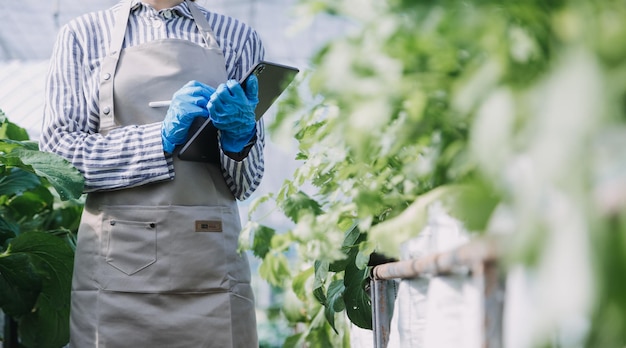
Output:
(195, 220), (223, 232)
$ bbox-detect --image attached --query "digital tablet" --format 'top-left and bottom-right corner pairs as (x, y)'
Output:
(176, 61), (299, 163)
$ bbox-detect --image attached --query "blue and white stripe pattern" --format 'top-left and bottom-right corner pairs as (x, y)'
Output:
(40, 0), (265, 200)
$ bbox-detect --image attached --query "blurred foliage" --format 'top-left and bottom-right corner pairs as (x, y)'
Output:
(0, 110), (84, 348)
(243, 0), (626, 346)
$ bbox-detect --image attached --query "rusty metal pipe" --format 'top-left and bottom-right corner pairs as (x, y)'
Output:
(372, 237), (501, 281)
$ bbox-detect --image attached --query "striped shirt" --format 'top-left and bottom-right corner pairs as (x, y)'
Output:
(39, 0), (265, 200)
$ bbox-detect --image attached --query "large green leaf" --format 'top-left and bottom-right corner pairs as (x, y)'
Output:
(19, 292), (71, 348)
(1, 232), (74, 348)
(3, 146), (84, 201)
(46, 228), (78, 253)
(0, 252), (42, 317)
(0, 167), (41, 197)
(343, 259), (372, 330)
(342, 237), (372, 330)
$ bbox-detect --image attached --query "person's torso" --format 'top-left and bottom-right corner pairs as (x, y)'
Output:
(65, 1), (254, 134)
(77, 0), (251, 295)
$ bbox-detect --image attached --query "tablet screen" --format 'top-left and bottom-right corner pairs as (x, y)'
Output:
(177, 60), (299, 163)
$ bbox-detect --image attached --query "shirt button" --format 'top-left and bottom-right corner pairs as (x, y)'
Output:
(103, 73), (111, 81)
(152, 18), (162, 28)
(103, 106), (111, 115)
(162, 10), (172, 19)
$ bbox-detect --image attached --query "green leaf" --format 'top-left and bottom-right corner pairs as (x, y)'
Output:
(313, 285), (326, 307)
(1, 231), (74, 348)
(0, 167), (41, 197)
(7, 186), (54, 223)
(0, 252), (42, 317)
(324, 279), (346, 334)
(355, 248), (372, 270)
(7, 231), (74, 303)
(246, 193), (271, 217)
(294, 120), (326, 142)
(313, 260), (329, 304)
(0, 216), (19, 245)
(3, 146), (84, 201)
(251, 225), (275, 258)
(307, 328), (335, 348)
(42, 202), (83, 234)
(442, 180), (499, 232)
(283, 333), (305, 348)
(343, 257), (372, 330)
(258, 252), (291, 287)
(270, 231), (293, 252)
(19, 293), (70, 348)
(47, 228), (78, 253)
(341, 223), (361, 249)
(0, 118), (29, 141)
(0, 139), (38, 153)
(330, 224), (364, 272)
(328, 257), (349, 273)
(369, 185), (462, 258)
(292, 266), (314, 300)
(281, 191), (323, 223)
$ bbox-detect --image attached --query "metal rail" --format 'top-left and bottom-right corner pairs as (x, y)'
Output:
(370, 236), (505, 348)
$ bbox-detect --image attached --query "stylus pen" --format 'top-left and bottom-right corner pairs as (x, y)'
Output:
(149, 100), (171, 108)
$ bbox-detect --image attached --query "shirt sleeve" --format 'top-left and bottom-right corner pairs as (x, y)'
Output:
(218, 27), (266, 201)
(39, 24), (174, 193)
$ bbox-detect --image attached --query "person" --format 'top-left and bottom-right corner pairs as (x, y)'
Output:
(39, 0), (265, 346)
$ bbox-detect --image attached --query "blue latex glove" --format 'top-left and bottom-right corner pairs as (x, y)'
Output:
(208, 75), (258, 153)
(161, 80), (215, 153)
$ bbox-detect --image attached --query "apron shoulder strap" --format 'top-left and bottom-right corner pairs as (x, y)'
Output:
(98, 0), (133, 134)
(185, 0), (221, 51)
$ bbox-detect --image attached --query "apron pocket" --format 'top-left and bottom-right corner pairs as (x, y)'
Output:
(106, 219), (157, 275)
(97, 205), (233, 293)
(98, 206), (168, 292)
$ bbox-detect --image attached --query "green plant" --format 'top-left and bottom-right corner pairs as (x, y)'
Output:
(243, 0), (626, 346)
(0, 110), (84, 348)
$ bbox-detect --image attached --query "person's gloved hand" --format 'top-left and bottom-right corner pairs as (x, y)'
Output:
(208, 75), (258, 153)
(161, 80), (215, 153)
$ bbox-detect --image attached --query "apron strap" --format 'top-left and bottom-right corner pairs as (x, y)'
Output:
(98, 0), (132, 134)
(98, 0), (223, 134)
(185, 0), (221, 50)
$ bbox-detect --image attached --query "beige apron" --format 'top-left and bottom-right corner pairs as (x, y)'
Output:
(70, 1), (257, 347)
